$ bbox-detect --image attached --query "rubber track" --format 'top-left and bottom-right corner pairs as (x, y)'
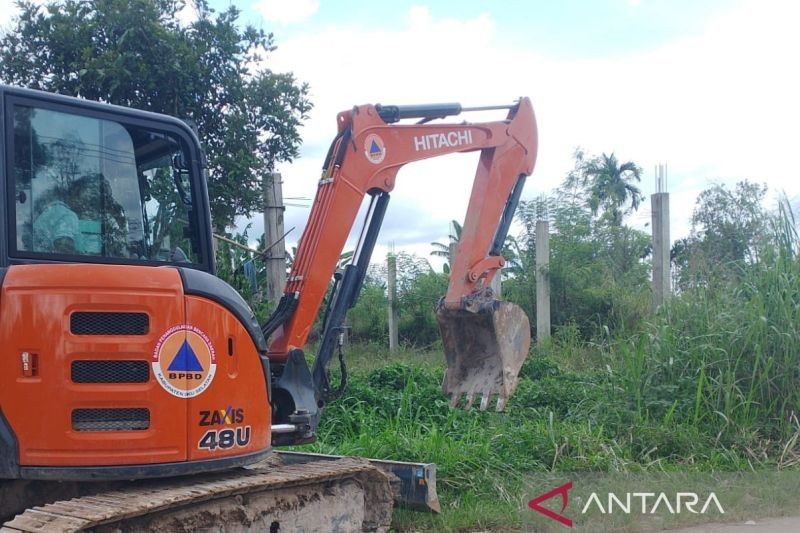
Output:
(1, 457), (380, 532)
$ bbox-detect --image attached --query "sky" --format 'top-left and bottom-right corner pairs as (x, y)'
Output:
(3, 0), (799, 265)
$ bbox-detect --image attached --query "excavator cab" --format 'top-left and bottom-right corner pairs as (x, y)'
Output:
(0, 85), (278, 481)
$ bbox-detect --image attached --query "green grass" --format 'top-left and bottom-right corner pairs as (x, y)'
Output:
(287, 205), (800, 531)
(294, 344), (800, 530)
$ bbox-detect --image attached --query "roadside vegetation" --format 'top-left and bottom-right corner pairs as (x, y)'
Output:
(220, 151), (800, 531)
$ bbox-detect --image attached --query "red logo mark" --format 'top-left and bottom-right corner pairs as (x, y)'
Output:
(528, 481), (573, 527)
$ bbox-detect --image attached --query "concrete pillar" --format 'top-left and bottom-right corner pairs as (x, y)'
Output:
(387, 253), (399, 352)
(535, 220), (551, 343)
(651, 192), (671, 309)
(263, 172), (286, 307)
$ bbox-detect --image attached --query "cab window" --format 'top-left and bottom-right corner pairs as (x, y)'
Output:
(11, 104), (202, 264)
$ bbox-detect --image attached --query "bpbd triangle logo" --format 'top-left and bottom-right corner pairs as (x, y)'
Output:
(168, 340), (204, 372)
(364, 133), (386, 164)
(152, 325), (217, 398)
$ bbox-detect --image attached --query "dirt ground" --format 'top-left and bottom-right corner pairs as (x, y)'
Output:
(668, 516), (800, 532)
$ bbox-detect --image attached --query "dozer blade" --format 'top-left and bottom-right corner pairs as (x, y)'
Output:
(436, 298), (531, 411)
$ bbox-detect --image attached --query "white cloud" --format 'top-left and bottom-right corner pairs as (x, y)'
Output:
(0, 0), (49, 33)
(252, 1), (799, 258)
(175, 0), (200, 27)
(254, 0), (319, 25)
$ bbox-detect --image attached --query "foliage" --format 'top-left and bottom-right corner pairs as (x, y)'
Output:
(617, 198), (800, 444)
(0, 0), (311, 229)
(349, 252), (447, 347)
(214, 228), (273, 322)
(430, 220), (461, 273)
(503, 150), (651, 339)
(672, 180), (769, 290)
(347, 280), (389, 344)
(574, 150), (644, 226)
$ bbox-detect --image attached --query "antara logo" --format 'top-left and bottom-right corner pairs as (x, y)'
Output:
(528, 482), (725, 527)
(528, 481), (573, 527)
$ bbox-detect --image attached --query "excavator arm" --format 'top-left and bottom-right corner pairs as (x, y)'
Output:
(264, 98), (538, 443)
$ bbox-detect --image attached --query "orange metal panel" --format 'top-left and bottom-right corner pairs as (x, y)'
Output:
(0, 264), (187, 466)
(184, 296), (270, 461)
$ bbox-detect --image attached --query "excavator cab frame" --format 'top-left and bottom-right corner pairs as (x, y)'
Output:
(0, 85), (275, 481)
(0, 85), (216, 273)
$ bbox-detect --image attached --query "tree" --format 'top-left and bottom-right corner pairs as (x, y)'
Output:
(504, 150), (651, 339)
(0, 0), (311, 230)
(430, 220), (461, 273)
(578, 151), (644, 226)
(673, 180), (768, 289)
(691, 180), (767, 264)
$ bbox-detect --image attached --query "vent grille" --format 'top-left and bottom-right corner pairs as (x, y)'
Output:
(71, 408), (150, 432)
(70, 312), (149, 335)
(71, 360), (150, 384)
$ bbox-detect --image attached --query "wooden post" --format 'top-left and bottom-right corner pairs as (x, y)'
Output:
(535, 220), (551, 343)
(263, 172), (286, 308)
(387, 253), (398, 352)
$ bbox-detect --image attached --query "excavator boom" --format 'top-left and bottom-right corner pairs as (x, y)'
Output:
(265, 98), (538, 430)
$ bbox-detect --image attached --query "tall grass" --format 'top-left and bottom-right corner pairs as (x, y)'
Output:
(614, 199), (800, 455)
(297, 200), (800, 529)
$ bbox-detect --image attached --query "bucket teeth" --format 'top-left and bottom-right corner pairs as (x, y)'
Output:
(437, 298), (531, 412)
(479, 393), (490, 411)
(446, 390), (511, 412)
(495, 396), (507, 412)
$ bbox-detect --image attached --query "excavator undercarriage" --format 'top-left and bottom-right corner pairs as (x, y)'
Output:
(0, 452), (439, 531)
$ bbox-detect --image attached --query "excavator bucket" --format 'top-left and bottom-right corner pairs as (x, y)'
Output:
(436, 298), (531, 411)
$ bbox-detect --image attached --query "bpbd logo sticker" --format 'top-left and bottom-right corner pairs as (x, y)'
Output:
(364, 133), (386, 164)
(152, 325), (216, 398)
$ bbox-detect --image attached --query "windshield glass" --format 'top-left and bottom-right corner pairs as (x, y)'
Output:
(12, 105), (202, 264)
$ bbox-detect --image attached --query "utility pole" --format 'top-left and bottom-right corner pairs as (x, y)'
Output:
(535, 219), (551, 343)
(387, 252), (399, 352)
(651, 163), (671, 309)
(263, 172), (286, 308)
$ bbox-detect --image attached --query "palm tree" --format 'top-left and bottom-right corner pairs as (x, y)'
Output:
(581, 153), (643, 226)
(430, 219), (519, 277)
(430, 220), (462, 273)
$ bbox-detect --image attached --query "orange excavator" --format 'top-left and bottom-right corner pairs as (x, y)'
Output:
(0, 85), (537, 530)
